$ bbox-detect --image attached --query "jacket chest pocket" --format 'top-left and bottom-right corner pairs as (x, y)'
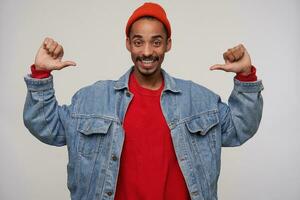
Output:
(77, 117), (112, 155)
(185, 111), (219, 152)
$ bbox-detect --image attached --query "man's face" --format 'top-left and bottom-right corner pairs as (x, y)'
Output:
(126, 18), (171, 78)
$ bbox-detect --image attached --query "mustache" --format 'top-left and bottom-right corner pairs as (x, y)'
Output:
(136, 56), (159, 61)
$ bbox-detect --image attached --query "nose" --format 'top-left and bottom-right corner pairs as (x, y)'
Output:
(143, 43), (153, 57)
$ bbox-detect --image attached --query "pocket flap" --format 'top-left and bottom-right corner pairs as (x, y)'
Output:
(77, 118), (112, 135)
(185, 112), (219, 135)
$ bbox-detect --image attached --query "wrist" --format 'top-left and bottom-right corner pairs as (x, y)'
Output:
(34, 65), (46, 71)
(239, 65), (252, 76)
(235, 65), (257, 82)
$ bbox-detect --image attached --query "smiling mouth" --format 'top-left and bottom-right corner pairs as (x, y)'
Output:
(141, 59), (155, 64)
(137, 57), (159, 65)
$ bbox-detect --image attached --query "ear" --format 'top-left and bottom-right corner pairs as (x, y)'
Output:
(166, 38), (172, 52)
(126, 37), (131, 52)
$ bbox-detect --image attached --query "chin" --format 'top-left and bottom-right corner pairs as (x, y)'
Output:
(136, 64), (160, 77)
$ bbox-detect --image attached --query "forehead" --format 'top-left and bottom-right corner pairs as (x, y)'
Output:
(129, 18), (167, 39)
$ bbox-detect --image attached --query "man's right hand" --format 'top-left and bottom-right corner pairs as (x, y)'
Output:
(34, 37), (76, 71)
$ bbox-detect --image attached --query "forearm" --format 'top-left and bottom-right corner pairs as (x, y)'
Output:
(220, 78), (264, 147)
(23, 75), (68, 146)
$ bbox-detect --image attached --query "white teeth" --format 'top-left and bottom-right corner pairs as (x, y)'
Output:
(142, 60), (154, 64)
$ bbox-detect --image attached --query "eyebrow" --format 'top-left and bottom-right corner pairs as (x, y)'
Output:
(131, 34), (164, 40)
(151, 35), (163, 40)
(131, 35), (143, 40)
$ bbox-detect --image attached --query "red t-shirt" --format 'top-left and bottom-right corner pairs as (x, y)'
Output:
(114, 72), (191, 200)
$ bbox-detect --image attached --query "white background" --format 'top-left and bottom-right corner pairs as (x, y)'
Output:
(1, 0), (299, 199)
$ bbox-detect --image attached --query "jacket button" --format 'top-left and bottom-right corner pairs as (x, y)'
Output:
(111, 155), (118, 161)
(107, 191), (113, 196)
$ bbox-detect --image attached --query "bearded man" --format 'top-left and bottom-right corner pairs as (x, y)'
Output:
(24, 2), (263, 200)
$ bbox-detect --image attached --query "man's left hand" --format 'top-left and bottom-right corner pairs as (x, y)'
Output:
(210, 44), (252, 75)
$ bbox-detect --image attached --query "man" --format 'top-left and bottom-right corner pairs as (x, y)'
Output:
(23, 2), (263, 200)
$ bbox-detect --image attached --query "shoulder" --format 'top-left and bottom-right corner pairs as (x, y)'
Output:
(173, 76), (219, 99)
(72, 80), (116, 100)
(81, 79), (115, 91)
(169, 75), (221, 115)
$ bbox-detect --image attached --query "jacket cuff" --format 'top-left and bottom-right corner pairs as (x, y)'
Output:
(24, 74), (53, 91)
(233, 79), (264, 93)
(31, 64), (51, 79)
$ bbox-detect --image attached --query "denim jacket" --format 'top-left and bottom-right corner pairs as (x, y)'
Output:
(23, 67), (263, 200)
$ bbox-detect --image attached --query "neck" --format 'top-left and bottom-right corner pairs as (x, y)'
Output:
(133, 69), (163, 90)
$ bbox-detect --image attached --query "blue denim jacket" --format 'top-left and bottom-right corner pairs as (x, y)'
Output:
(23, 67), (263, 200)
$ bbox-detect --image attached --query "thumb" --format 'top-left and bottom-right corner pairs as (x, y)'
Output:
(56, 61), (77, 70)
(210, 63), (234, 72)
(210, 64), (227, 71)
(209, 62), (237, 72)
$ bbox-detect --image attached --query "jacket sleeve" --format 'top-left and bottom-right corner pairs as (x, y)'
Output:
(218, 79), (264, 147)
(23, 75), (77, 146)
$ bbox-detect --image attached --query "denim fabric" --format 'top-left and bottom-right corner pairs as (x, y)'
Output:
(23, 67), (263, 200)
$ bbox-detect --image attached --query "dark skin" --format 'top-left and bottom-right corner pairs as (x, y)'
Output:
(210, 44), (252, 76)
(126, 18), (171, 89)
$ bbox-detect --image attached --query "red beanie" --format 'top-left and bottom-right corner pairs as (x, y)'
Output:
(126, 2), (171, 38)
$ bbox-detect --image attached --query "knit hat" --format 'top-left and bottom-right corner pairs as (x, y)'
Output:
(126, 2), (171, 38)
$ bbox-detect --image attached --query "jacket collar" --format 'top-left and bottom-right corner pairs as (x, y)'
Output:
(113, 66), (181, 93)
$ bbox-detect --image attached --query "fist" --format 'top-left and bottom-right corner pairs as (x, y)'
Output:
(210, 44), (252, 75)
(34, 37), (76, 71)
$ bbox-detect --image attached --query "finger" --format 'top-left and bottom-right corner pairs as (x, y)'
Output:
(232, 44), (243, 51)
(45, 39), (54, 51)
(53, 45), (63, 59)
(238, 43), (245, 50)
(232, 49), (242, 61)
(43, 37), (50, 47)
(223, 52), (228, 61)
(56, 61), (77, 70)
(48, 41), (58, 55)
(231, 46), (244, 61)
(224, 51), (235, 62)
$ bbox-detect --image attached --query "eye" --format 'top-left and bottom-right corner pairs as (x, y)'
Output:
(153, 40), (161, 47)
(133, 40), (143, 47)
